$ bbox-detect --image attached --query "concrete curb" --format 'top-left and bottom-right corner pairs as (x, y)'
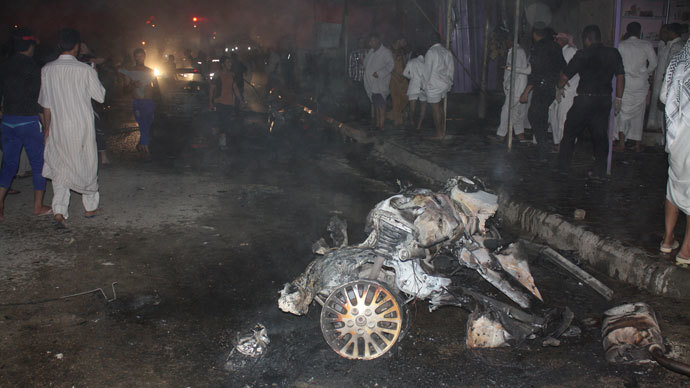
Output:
(325, 117), (690, 300)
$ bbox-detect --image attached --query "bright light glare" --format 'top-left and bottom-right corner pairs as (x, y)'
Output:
(153, 68), (161, 77)
(141, 41), (146, 45)
(211, 59), (220, 63)
(225, 48), (229, 52)
(235, 46), (238, 50)
(248, 46), (251, 50)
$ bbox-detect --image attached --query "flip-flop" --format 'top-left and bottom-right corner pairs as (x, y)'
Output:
(660, 240), (679, 253)
(35, 209), (53, 217)
(675, 254), (690, 267)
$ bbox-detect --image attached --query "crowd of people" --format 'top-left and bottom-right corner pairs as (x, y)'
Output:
(495, 22), (690, 179)
(349, 31), (455, 138)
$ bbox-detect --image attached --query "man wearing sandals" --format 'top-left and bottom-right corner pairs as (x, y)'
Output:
(39, 28), (105, 225)
(660, 38), (690, 266)
(0, 28), (52, 221)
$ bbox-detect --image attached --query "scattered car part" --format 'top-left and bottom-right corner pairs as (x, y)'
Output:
(602, 303), (663, 364)
(521, 240), (613, 301)
(235, 323), (270, 358)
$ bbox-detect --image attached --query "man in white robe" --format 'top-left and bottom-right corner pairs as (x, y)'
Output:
(615, 22), (657, 152)
(497, 37), (530, 140)
(402, 50), (427, 130)
(39, 28), (105, 225)
(648, 23), (684, 132)
(363, 34), (394, 130)
(660, 38), (690, 265)
(548, 33), (579, 147)
(423, 32), (454, 138)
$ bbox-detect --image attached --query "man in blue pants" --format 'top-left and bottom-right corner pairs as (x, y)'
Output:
(0, 28), (51, 221)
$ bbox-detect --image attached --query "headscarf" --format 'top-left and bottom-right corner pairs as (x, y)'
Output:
(664, 39), (690, 150)
(556, 32), (575, 47)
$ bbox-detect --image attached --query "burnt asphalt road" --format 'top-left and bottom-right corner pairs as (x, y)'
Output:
(0, 110), (688, 387)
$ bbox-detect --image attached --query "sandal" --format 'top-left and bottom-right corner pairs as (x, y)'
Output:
(675, 253), (690, 267)
(660, 240), (680, 253)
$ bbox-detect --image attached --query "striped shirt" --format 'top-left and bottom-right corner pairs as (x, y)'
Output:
(39, 54), (105, 194)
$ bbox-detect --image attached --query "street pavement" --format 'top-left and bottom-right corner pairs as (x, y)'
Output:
(1, 94), (688, 387)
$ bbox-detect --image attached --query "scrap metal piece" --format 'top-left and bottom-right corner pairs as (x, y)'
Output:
(521, 240), (613, 301)
(494, 242), (543, 301)
(236, 323), (270, 358)
(466, 310), (511, 348)
(385, 257), (451, 299)
(430, 288), (544, 344)
(320, 280), (403, 360)
(459, 247), (533, 309)
(450, 184), (498, 235)
(602, 303), (664, 364)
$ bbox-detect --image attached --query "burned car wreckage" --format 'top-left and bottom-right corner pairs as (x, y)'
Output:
(278, 177), (574, 360)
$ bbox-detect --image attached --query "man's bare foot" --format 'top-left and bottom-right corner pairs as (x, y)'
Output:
(33, 206), (52, 216)
(517, 133), (526, 141)
(0, 208), (4, 221)
(613, 142), (625, 152)
(54, 214), (66, 225)
(635, 144), (644, 153)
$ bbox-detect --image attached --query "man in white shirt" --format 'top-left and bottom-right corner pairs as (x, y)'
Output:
(497, 36), (530, 140)
(648, 23), (684, 132)
(423, 32), (454, 138)
(363, 34), (394, 130)
(402, 49), (427, 130)
(615, 22), (657, 152)
(39, 28), (105, 226)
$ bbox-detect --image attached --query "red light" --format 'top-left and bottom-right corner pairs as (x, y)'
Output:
(192, 17), (198, 22)
(192, 69), (198, 72)
(146, 20), (151, 24)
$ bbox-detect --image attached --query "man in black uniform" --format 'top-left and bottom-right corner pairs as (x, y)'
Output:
(0, 28), (52, 220)
(557, 25), (625, 179)
(519, 23), (565, 160)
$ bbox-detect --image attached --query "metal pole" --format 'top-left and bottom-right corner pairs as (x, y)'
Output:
(343, 0), (349, 72)
(443, 0), (452, 137)
(478, 8), (491, 119)
(507, 0), (520, 151)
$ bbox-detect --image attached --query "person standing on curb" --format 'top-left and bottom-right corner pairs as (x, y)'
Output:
(548, 32), (578, 149)
(614, 22), (657, 153)
(519, 24), (565, 160)
(659, 38), (690, 266)
(423, 32), (454, 139)
(39, 28), (105, 226)
(403, 48), (427, 130)
(497, 33), (530, 141)
(557, 25), (625, 180)
(363, 33), (394, 131)
(387, 36), (409, 128)
(0, 28), (52, 221)
(648, 23), (684, 135)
